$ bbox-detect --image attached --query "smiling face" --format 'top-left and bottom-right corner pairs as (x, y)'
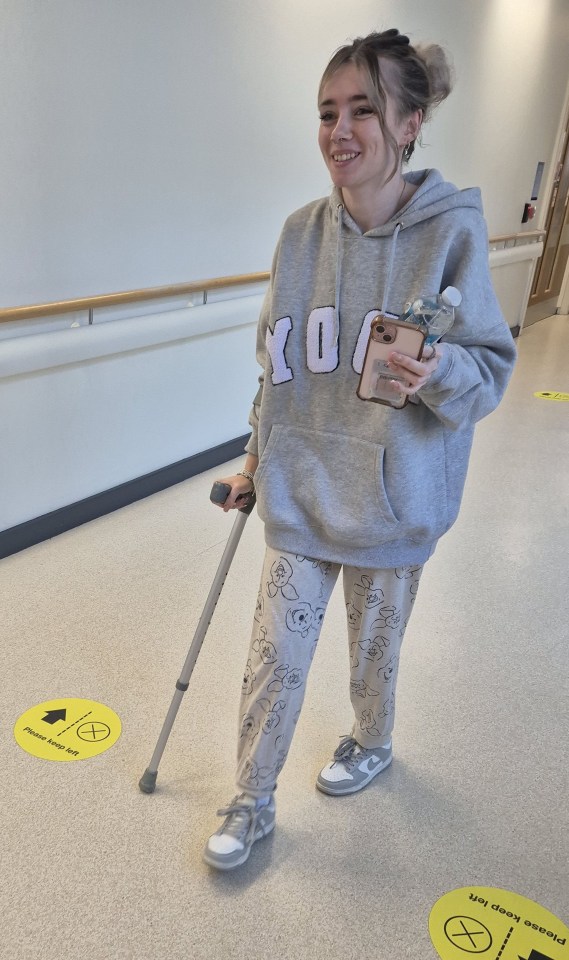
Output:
(318, 62), (411, 196)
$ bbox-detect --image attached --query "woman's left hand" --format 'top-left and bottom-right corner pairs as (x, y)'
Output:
(387, 343), (444, 397)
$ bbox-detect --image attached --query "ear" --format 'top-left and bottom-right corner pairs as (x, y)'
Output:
(402, 109), (423, 144)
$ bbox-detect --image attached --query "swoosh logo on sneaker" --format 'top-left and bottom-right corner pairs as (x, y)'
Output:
(358, 754), (389, 775)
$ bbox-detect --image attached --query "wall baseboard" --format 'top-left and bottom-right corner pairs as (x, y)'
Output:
(0, 434), (250, 561)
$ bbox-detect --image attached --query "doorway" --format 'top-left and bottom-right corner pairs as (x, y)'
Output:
(525, 108), (569, 327)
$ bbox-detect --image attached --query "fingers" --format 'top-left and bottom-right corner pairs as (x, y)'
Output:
(388, 350), (437, 377)
(212, 476), (254, 512)
(387, 346), (441, 396)
(390, 376), (429, 397)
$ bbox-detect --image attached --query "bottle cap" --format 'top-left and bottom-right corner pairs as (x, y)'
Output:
(441, 286), (462, 307)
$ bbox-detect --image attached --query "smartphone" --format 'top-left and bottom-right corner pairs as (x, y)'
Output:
(357, 315), (426, 409)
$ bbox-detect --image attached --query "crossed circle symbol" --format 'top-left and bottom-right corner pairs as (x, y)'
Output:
(77, 721), (111, 742)
(444, 916), (493, 953)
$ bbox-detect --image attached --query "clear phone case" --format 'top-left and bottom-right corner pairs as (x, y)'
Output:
(357, 315), (426, 409)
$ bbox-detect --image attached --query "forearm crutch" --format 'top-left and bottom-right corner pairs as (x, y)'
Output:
(139, 482), (255, 794)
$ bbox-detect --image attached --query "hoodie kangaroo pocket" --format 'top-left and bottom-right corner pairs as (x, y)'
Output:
(254, 425), (400, 550)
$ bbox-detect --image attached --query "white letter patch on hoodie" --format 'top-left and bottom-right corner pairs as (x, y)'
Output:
(352, 310), (381, 375)
(306, 306), (338, 373)
(266, 317), (293, 384)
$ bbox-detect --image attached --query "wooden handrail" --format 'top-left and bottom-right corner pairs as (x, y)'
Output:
(0, 271), (270, 324)
(0, 229), (547, 324)
(490, 229), (545, 244)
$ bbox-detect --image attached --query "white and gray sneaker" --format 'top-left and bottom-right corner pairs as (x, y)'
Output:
(203, 793), (276, 870)
(316, 736), (393, 796)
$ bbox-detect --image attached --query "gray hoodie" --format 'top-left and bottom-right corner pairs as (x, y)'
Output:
(246, 168), (517, 567)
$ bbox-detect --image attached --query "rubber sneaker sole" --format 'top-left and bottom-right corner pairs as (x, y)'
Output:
(316, 753), (392, 796)
(203, 816), (275, 871)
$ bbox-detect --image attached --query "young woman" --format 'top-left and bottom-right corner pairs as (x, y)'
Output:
(203, 28), (517, 870)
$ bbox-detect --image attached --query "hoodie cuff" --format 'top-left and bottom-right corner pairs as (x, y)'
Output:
(245, 431), (259, 457)
(418, 343), (454, 397)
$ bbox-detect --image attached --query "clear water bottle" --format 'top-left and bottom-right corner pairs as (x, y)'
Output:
(401, 286), (462, 346)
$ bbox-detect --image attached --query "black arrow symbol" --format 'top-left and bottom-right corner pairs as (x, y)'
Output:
(519, 951), (556, 960)
(42, 709), (67, 725)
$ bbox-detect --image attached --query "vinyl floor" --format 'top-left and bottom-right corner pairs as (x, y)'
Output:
(1, 314), (568, 960)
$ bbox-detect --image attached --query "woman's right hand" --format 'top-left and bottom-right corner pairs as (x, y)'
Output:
(212, 474), (254, 513)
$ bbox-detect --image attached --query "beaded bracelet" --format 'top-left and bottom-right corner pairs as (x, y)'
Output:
(238, 469), (255, 487)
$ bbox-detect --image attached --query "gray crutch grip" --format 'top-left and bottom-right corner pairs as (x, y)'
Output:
(210, 480), (256, 515)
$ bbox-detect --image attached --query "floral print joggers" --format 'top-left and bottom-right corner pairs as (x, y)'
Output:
(236, 547), (423, 797)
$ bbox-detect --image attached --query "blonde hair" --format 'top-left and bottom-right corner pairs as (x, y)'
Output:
(318, 29), (454, 180)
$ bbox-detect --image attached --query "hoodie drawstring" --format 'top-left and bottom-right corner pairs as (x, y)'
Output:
(334, 209), (403, 338)
(334, 203), (344, 345)
(381, 221), (402, 315)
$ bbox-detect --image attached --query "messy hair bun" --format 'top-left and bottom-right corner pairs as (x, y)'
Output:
(414, 41), (454, 118)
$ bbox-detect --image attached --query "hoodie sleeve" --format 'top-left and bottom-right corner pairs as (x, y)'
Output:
(244, 294), (268, 457)
(417, 215), (517, 429)
(244, 373), (264, 457)
(244, 238), (283, 457)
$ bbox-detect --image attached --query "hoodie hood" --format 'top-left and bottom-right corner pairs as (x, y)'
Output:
(330, 168), (484, 323)
(329, 168), (483, 236)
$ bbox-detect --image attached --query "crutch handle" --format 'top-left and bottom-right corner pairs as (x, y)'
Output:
(210, 481), (256, 515)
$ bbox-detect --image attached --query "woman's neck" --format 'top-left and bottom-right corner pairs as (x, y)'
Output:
(341, 176), (413, 232)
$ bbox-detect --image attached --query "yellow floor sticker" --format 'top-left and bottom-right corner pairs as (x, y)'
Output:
(430, 887), (568, 959)
(14, 698), (121, 761)
(534, 391), (569, 401)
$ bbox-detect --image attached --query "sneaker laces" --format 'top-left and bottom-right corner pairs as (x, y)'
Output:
(332, 736), (366, 771)
(215, 795), (266, 846)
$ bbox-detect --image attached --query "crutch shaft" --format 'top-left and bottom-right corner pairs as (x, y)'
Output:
(139, 488), (251, 794)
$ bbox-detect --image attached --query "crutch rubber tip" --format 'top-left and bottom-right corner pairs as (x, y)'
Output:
(139, 769), (158, 794)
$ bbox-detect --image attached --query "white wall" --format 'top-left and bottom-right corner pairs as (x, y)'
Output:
(0, 296), (263, 530)
(1, 0), (568, 307)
